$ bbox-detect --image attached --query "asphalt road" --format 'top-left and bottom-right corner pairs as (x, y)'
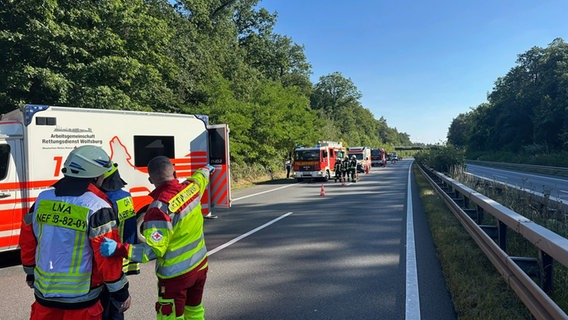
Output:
(466, 163), (568, 201)
(0, 159), (455, 320)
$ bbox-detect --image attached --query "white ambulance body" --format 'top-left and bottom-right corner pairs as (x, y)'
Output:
(0, 104), (231, 252)
(347, 146), (372, 172)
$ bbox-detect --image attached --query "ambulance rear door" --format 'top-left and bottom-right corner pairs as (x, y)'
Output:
(0, 136), (24, 252)
(208, 124), (231, 208)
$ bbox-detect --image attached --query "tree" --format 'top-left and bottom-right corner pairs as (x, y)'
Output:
(0, 0), (182, 112)
(454, 38), (568, 155)
(447, 112), (472, 148)
(0, 0), (413, 172)
(311, 72), (362, 114)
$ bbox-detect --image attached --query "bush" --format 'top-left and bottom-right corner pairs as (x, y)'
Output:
(415, 146), (465, 173)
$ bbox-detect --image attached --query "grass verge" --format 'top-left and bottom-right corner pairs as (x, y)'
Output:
(414, 166), (533, 319)
(231, 170), (289, 190)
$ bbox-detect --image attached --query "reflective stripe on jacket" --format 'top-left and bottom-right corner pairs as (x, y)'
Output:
(128, 168), (210, 279)
(106, 189), (136, 243)
(349, 159), (357, 169)
(334, 162), (342, 173)
(24, 188), (125, 304)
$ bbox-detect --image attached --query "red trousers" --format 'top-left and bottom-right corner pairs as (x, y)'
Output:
(157, 265), (208, 317)
(30, 301), (103, 320)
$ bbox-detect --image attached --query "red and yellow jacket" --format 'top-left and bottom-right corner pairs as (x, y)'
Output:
(114, 168), (210, 280)
(19, 177), (129, 309)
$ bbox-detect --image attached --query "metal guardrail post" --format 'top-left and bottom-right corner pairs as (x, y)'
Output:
(498, 221), (507, 251)
(476, 205), (484, 224)
(540, 251), (553, 294)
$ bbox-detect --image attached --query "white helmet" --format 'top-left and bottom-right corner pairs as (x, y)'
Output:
(62, 145), (112, 178)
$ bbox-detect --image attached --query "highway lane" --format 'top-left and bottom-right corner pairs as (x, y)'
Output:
(0, 159), (455, 319)
(466, 163), (568, 201)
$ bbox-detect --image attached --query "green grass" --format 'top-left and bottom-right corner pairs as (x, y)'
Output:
(414, 166), (533, 319)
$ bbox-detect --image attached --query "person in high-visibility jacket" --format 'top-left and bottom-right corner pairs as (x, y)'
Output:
(99, 161), (138, 320)
(101, 156), (214, 320)
(19, 145), (131, 320)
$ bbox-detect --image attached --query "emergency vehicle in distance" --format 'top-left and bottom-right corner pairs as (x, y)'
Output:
(292, 141), (345, 182)
(0, 104), (231, 252)
(347, 146), (372, 173)
(371, 148), (387, 167)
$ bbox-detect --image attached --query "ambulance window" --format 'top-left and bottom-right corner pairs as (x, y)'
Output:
(133, 136), (175, 167)
(0, 144), (10, 180)
(208, 128), (226, 165)
(35, 117), (56, 126)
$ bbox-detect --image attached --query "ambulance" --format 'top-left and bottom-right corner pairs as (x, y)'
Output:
(347, 146), (372, 173)
(0, 104), (231, 252)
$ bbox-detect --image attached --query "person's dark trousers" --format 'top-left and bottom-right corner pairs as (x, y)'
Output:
(100, 286), (124, 320)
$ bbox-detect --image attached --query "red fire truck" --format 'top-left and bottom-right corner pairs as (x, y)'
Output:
(293, 141), (346, 182)
(371, 148), (387, 167)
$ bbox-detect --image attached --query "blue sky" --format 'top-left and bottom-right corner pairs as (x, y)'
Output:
(259, 0), (568, 144)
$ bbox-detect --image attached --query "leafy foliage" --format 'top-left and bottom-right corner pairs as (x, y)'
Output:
(448, 38), (568, 157)
(415, 146), (465, 173)
(0, 0), (412, 171)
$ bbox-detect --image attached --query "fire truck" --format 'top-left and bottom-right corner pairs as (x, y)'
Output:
(292, 141), (346, 182)
(371, 148), (387, 167)
(347, 146), (372, 173)
(0, 104), (231, 252)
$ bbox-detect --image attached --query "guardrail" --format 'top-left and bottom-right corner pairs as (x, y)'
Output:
(418, 164), (568, 320)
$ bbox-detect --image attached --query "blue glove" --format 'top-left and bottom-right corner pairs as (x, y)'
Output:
(101, 237), (117, 257)
(205, 164), (215, 174)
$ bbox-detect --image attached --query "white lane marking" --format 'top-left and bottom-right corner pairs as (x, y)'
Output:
(208, 212), (294, 256)
(406, 163), (421, 320)
(468, 164), (568, 183)
(232, 184), (295, 202)
(467, 172), (568, 202)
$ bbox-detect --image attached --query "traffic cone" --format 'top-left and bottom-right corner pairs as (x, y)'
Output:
(320, 184), (326, 197)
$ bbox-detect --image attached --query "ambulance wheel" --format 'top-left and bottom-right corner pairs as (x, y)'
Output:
(136, 211), (147, 244)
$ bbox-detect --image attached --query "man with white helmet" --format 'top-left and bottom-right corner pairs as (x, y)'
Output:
(19, 145), (131, 320)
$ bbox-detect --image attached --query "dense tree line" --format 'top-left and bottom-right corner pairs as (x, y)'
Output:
(0, 0), (411, 171)
(448, 38), (568, 158)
